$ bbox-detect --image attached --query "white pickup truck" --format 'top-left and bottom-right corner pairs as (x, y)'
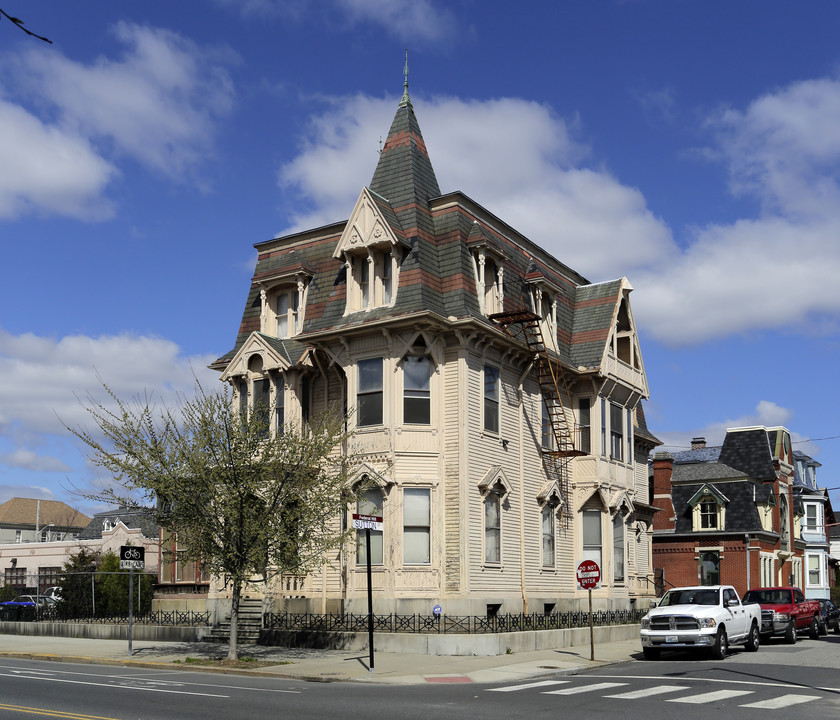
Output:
(640, 585), (762, 660)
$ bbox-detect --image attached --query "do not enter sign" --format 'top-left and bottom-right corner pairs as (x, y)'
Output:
(576, 560), (601, 590)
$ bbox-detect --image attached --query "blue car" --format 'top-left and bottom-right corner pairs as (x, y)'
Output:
(818, 599), (840, 635)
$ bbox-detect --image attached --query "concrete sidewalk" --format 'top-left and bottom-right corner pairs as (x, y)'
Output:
(0, 633), (643, 684)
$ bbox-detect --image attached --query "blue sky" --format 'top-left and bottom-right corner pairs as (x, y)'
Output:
(2, 1), (840, 516)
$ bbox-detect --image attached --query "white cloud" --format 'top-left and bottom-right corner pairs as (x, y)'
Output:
(0, 22), (236, 220)
(336, 0), (454, 42)
(0, 100), (116, 220)
(655, 401), (799, 453)
(280, 75), (840, 346)
(633, 74), (840, 345)
(214, 0), (453, 41)
(279, 94), (674, 280)
(0, 449), (70, 473)
(13, 23), (236, 179)
(0, 329), (218, 438)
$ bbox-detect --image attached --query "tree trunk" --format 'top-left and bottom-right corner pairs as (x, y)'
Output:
(227, 580), (241, 661)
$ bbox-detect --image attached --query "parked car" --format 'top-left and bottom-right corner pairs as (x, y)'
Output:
(640, 585), (762, 660)
(818, 599), (840, 635)
(43, 586), (62, 602)
(0, 594), (38, 607)
(742, 587), (821, 642)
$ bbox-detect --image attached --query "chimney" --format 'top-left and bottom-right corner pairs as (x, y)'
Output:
(691, 437), (706, 450)
(651, 451), (675, 531)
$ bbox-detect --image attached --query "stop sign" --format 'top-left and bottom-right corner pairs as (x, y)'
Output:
(576, 560), (601, 590)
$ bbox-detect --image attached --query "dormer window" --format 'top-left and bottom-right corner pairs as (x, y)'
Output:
(257, 273), (309, 339)
(346, 249), (399, 312)
(612, 296), (641, 371)
(274, 288), (299, 338)
(689, 484), (728, 532)
(472, 247), (504, 316)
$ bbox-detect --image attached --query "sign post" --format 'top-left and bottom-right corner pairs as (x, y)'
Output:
(352, 514), (382, 673)
(120, 546), (145, 656)
(576, 560), (601, 661)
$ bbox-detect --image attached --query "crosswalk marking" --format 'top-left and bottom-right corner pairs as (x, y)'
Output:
(668, 689), (754, 704)
(543, 682), (627, 695)
(606, 685), (691, 699)
(488, 680), (569, 692)
(739, 694), (821, 709)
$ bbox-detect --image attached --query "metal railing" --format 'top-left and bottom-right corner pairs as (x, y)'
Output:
(264, 608), (645, 634)
(0, 605), (211, 626)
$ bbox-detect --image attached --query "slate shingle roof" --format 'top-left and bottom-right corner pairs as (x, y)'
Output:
(78, 507), (159, 540)
(214, 95), (647, 409)
(718, 428), (777, 480)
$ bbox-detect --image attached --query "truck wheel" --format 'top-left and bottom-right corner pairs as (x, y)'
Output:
(809, 617), (820, 640)
(642, 647), (660, 661)
(745, 621), (760, 652)
(711, 628), (728, 660)
(785, 619), (797, 644)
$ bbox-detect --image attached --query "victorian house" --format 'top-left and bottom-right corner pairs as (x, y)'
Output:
(210, 77), (660, 618)
(792, 451), (835, 600)
(651, 428), (805, 598)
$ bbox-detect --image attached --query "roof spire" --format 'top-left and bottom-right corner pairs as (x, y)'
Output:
(400, 49), (411, 107)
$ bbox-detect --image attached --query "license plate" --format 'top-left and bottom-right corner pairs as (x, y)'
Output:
(665, 635), (678, 643)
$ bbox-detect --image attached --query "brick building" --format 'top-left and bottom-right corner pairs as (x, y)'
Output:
(651, 427), (805, 597)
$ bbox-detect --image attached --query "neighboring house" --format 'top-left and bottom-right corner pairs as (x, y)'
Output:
(210, 77), (661, 617)
(651, 428), (805, 598)
(0, 507), (159, 595)
(792, 451), (834, 600)
(830, 523), (840, 590)
(0, 497), (89, 546)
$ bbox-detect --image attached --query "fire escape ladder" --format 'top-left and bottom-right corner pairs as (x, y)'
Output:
(490, 309), (586, 527)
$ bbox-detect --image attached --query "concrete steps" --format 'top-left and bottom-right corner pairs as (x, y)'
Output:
(204, 597), (263, 645)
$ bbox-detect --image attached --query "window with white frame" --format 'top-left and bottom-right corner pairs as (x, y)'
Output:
(274, 288), (299, 338)
(626, 408), (633, 464)
(760, 552), (774, 587)
(582, 510), (602, 569)
(578, 398), (591, 454)
(484, 492), (501, 564)
(356, 488), (383, 565)
(804, 503), (820, 532)
(600, 398), (607, 456)
(403, 356), (431, 425)
(403, 488), (430, 564)
(699, 499), (718, 529)
(484, 365), (500, 434)
(347, 250), (398, 312)
(541, 505), (555, 568)
(357, 358), (383, 427)
(612, 513), (625, 582)
(806, 553), (822, 587)
(473, 248), (503, 316)
(609, 403), (623, 461)
(541, 402), (554, 450)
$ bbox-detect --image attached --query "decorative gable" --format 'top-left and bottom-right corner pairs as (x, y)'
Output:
(333, 188), (406, 259)
(478, 466), (512, 500)
(219, 332), (306, 381)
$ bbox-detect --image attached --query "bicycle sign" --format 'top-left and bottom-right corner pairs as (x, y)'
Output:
(119, 545), (145, 570)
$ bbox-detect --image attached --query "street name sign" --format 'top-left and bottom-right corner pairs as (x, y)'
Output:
(352, 513), (383, 531)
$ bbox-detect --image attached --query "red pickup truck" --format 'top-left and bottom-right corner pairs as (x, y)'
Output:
(742, 587), (821, 643)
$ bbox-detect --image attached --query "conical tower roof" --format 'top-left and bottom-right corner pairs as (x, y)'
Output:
(369, 64), (440, 238)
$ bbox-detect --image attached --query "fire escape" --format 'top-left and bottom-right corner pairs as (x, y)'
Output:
(490, 309), (586, 522)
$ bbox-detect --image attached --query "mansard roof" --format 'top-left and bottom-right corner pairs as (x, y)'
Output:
(671, 481), (764, 533)
(718, 428), (779, 480)
(214, 92), (651, 404)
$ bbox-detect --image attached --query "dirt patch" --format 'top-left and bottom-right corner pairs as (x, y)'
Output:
(173, 656), (292, 669)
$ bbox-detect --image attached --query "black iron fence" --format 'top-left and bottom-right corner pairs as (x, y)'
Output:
(0, 604), (211, 626)
(265, 608), (645, 634)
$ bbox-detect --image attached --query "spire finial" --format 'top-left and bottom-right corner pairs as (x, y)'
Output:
(400, 49), (411, 107)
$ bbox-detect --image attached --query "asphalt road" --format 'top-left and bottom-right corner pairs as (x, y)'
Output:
(0, 635), (838, 720)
